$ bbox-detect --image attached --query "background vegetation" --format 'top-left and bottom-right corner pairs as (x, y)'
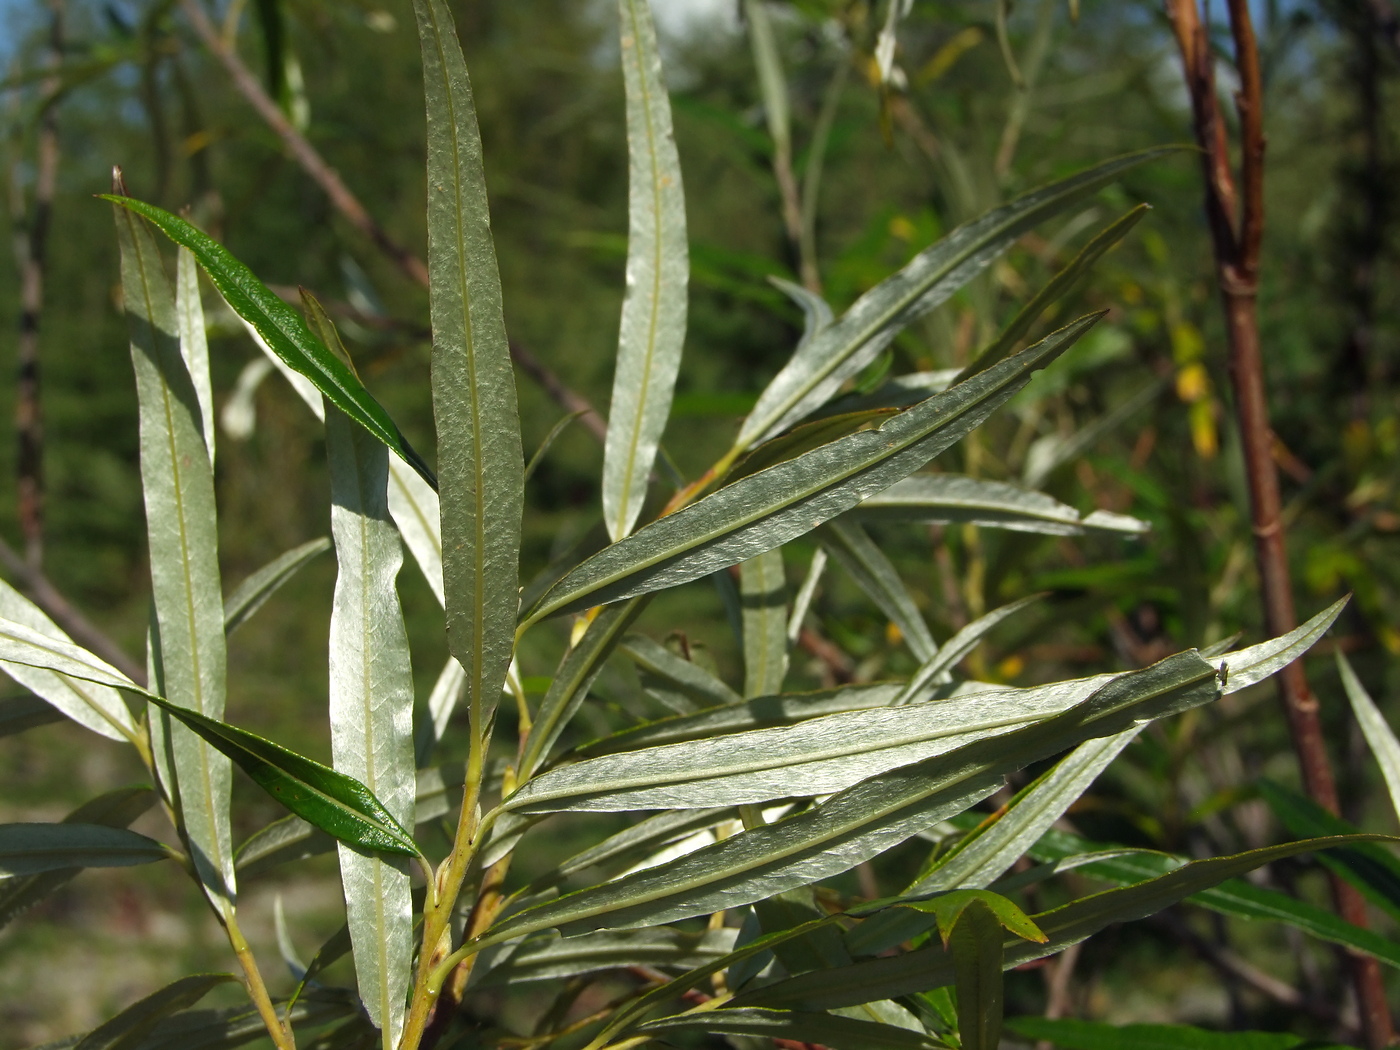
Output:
(2, 0), (1399, 1044)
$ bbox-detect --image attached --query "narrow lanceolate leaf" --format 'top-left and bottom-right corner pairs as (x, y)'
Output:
(482, 649), (1224, 943)
(1025, 826), (1400, 970)
(73, 973), (236, 1050)
(326, 404), (416, 1047)
(576, 681), (903, 758)
(0, 822), (171, 877)
(948, 902), (1006, 1050)
(523, 317), (1101, 626)
(892, 594), (1044, 704)
(413, 0), (524, 754)
(387, 458), (445, 607)
(113, 193), (236, 921)
(223, 538), (331, 636)
(139, 691), (418, 857)
(0, 579), (137, 742)
(525, 808), (735, 894)
(603, 0), (689, 541)
(741, 548), (788, 697)
(736, 149), (1176, 448)
(101, 195), (436, 489)
(733, 836), (1392, 1012)
(0, 694), (64, 737)
(1338, 651), (1400, 822)
(519, 597), (648, 779)
(638, 1008), (945, 1050)
(849, 728), (1139, 956)
(176, 246), (216, 464)
(788, 547), (827, 644)
(415, 655), (467, 766)
(474, 927), (736, 987)
(621, 635), (743, 710)
(818, 520), (935, 662)
(955, 206), (1148, 383)
(850, 474), (1149, 536)
(0, 788), (156, 930)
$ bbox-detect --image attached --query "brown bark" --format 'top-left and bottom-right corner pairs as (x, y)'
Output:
(1165, 2), (1393, 1044)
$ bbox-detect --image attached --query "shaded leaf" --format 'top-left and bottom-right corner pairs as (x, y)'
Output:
(523, 317), (1101, 625)
(175, 247), (216, 465)
(819, 519), (936, 662)
(413, 0), (524, 764)
(0, 693), (64, 737)
(741, 548), (788, 697)
(102, 196), (436, 488)
(948, 900), (1005, 1050)
(603, 0), (689, 541)
(737, 150), (1175, 447)
(74, 973), (236, 1050)
(729, 409), (897, 485)
(733, 836), (1391, 1011)
(638, 1007), (945, 1050)
(474, 927), (736, 987)
(0, 822), (170, 877)
(893, 594), (1044, 704)
(222, 538), (331, 636)
(620, 634), (742, 710)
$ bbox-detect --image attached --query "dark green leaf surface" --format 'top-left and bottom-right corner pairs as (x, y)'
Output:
(74, 974), (236, 1050)
(949, 901), (1006, 1050)
(522, 316), (1101, 625)
(0, 822), (170, 877)
(741, 548), (789, 697)
(638, 1008), (945, 1050)
(141, 693), (417, 856)
(101, 195), (436, 489)
(732, 835), (1390, 1011)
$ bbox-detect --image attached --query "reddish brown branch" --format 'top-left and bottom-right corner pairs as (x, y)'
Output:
(1164, 2), (1393, 1045)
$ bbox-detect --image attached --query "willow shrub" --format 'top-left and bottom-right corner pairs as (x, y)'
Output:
(0, 2), (1384, 1049)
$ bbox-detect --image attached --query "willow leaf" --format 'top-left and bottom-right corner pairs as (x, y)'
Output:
(519, 597), (647, 779)
(415, 655), (467, 766)
(522, 316), (1101, 626)
(223, 538), (331, 636)
(1005, 1017), (1348, 1050)
(892, 594), (1043, 704)
(413, 0), (523, 758)
(0, 693), (63, 737)
(482, 649), (1224, 943)
(818, 519), (935, 661)
(1338, 651), (1400, 822)
(0, 579), (137, 742)
(113, 193), (236, 921)
(849, 727), (1139, 956)
(737, 149), (1175, 447)
(948, 900), (1006, 1050)
(101, 195), (436, 489)
(474, 927), (736, 988)
(955, 205), (1148, 383)
(387, 458), (445, 608)
(603, 0), (689, 541)
(620, 635), (743, 710)
(733, 835), (1392, 1012)
(575, 681), (903, 759)
(0, 822), (169, 878)
(741, 548), (788, 697)
(0, 788), (156, 930)
(849, 474), (1149, 536)
(176, 247), (216, 464)
(74, 973), (236, 1050)
(326, 404), (416, 1045)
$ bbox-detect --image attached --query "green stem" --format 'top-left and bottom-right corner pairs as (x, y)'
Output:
(227, 915), (296, 1050)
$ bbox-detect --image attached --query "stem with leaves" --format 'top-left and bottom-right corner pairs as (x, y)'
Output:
(1164, 2), (1393, 1045)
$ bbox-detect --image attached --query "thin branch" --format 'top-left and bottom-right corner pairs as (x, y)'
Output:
(1164, 2), (1393, 1045)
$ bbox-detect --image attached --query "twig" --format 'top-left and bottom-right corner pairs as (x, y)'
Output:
(1164, 2), (1393, 1045)
(0, 534), (145, 685)
(177, 0), (428, 287)
(8, 1), (63, 570)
